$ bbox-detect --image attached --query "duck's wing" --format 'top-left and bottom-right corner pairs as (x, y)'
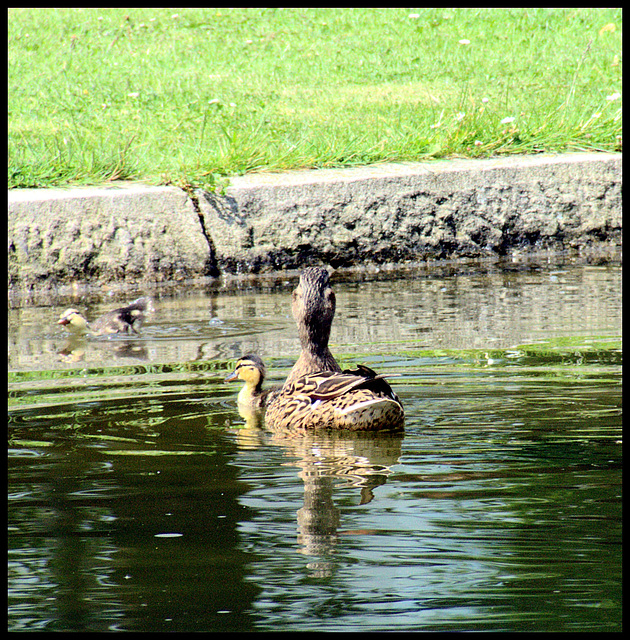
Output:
(287, 367), (399, 402)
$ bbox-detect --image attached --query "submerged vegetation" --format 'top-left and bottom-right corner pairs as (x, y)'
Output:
(8, 8), (622, 189)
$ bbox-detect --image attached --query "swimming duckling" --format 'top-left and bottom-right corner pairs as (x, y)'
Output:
(224, 354), (281, 409)
(58, 297), (150, 336)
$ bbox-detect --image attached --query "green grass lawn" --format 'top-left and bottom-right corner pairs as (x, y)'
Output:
(8, 7), (622, 190)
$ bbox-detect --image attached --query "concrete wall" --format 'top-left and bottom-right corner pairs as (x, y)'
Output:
(8, 152), (622, 291)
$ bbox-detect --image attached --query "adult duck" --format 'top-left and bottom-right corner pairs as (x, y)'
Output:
(264, 267), (404, 431)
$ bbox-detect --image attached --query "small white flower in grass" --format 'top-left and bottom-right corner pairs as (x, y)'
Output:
(458, 39), (471, 45)
(474, 140), (483, 146)
(229, 102), (237, 108)
(591, 112), (601, 119)
(500, 116), (515, 124)
(408, 13), (420, 19)
(606, 92), (621, 101)
(127, 92), (140, 98)
(482, 97), (489, 103)
(208, 98), (221, 105)
(456, 112), (465, 121)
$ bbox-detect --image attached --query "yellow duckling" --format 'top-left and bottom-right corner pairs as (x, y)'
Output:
(224, 354), (281, 409)
(58, 297), (150, 336)
(265, 266), (404, 431)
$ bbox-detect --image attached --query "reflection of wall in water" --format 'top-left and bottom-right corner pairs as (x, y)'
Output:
(8, 266), (621, 371)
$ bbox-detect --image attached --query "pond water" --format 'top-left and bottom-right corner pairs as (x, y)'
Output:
(8, 260), (622, 632)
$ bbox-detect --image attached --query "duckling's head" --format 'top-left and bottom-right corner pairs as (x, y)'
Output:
(292, 267), (336, 350)
(225, 355), (267, 404)
(58, 309), (89, 334)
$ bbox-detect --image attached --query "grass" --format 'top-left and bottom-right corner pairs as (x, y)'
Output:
(8, 7), (622, 190)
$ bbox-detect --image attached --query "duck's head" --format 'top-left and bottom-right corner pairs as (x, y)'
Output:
(225, 355), (267, 403)
(58, 309), (89, 334)
(292, 267), (336, 350)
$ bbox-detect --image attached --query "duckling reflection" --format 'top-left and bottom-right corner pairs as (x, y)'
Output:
(57, 336), (148, 364)
(58, 334), (87, 363)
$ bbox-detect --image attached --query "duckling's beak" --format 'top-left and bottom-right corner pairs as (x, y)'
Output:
(224, 370), (240, 383)
(58, 317), (70, 325)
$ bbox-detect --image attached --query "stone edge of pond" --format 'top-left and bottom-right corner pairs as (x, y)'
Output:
(8, 152), (622, 298)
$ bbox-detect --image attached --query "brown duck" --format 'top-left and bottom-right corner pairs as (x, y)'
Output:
(234, 267), (404, 431)
(58, 297), (150, 336)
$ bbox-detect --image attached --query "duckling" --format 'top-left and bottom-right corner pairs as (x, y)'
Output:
(57, 309), (90, 335)
(58, 297), (150, 336)
(224, 354), (281, 409)
(265, 266), (404, 431)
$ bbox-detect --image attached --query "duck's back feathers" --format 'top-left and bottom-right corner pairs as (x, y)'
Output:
(89, 297), (150, 335)
(265, 365), (404, 432)
(296, 364), (400, 400)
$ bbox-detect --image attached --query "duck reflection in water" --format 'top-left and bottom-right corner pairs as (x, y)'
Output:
(289, 430), (403, 566)
(57, 335), (149, 364)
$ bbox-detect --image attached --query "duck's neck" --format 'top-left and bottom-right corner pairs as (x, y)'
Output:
(237, 379), (263, 406)
(284, 343), (341, 387)
(237, 382), (257, 404)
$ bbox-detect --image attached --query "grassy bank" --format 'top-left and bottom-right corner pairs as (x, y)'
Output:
(8, 8), (622, 189)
